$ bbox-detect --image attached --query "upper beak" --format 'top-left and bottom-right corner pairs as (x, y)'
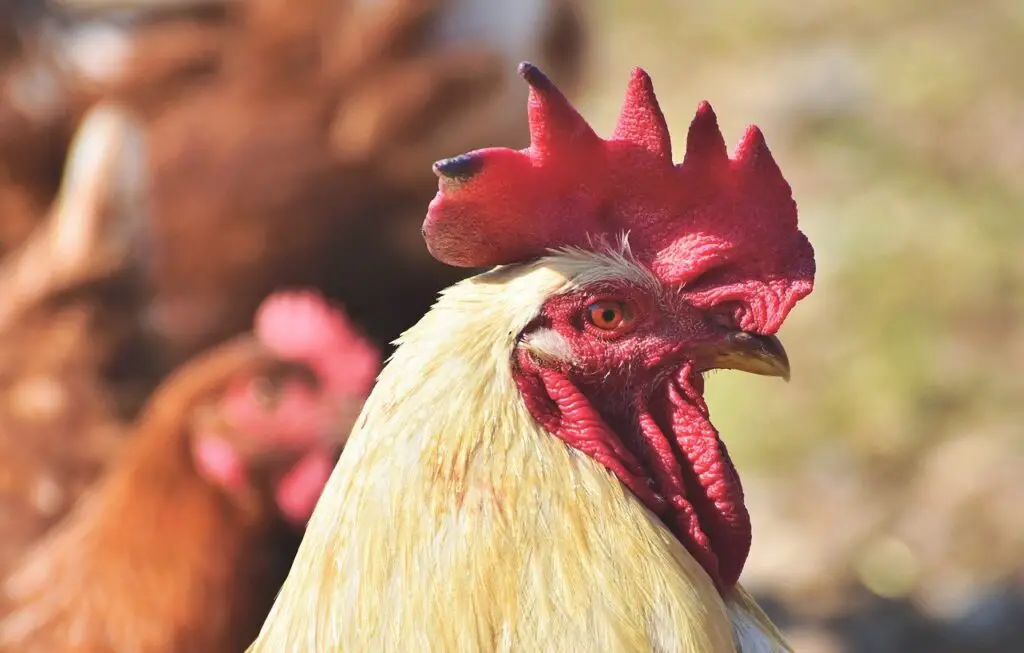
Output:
(694, 331), (792, 382)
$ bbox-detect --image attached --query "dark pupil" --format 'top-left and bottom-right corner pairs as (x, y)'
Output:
(600, 308), (617, 323)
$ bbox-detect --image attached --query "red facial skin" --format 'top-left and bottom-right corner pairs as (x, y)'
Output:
(513, 278), (751, 592)
(192, 372), (341, 527)
(192, 290), (382, 527)
(196, 370), (344, 528)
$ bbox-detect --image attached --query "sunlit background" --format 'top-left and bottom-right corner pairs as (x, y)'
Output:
(0, 1), (1021, 651)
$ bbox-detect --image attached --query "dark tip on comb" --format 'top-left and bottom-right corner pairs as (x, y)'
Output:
(518, 61), (555, 93)
(432, 153), (484, 181)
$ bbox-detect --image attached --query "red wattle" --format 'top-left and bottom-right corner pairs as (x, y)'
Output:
(653, 371), (751, 589)
(514, 354), (750, 592)
(192, 435), (247, 491)
(515, 366), (665, 513)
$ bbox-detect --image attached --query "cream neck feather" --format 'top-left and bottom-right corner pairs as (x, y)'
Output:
(249, 251), (791, 653)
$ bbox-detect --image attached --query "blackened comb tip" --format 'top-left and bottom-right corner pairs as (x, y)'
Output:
(432, 153), (484, 181)
(518, 61), (553, 91)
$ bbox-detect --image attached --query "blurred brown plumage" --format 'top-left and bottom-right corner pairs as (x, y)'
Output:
(0, 289), (381, 652)
(0, 104), (152, 581)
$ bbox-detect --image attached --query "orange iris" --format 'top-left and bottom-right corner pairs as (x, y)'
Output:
(587, 300), (628, 330)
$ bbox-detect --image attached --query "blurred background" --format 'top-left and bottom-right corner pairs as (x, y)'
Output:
(0, 1), (1021, 651)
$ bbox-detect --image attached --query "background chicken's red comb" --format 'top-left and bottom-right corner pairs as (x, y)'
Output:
(423, 63), (815, 335)
(255, 290), (381, 396)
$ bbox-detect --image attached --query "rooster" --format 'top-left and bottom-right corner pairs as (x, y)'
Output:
(0, 290), (381, 652)
(247, 63), (815, 652)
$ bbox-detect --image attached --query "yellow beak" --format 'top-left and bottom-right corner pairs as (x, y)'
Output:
(697, 332), (792, 382)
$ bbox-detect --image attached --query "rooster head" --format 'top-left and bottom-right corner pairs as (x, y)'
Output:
(191, 290), (381, 527)
(422, 63), (815, 592)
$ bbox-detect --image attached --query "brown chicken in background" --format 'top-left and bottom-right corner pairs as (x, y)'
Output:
(0, 103), (152, 582)
(0, 0), (74, 259)
(0, 0), (587, 368)
(0, 289), (381, 653)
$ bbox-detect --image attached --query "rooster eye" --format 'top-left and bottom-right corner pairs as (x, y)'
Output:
(586, 300), (630, 331)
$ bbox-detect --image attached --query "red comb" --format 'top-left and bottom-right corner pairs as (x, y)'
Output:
(423, 63), (815, 335)
(255, 290), (381, 397)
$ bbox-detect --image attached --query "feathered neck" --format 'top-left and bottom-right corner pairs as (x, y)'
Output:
(342, 260), (565, 472)
(249, 253), (791, 653)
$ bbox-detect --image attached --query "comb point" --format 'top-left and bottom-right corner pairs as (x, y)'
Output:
(624, 66), (654, 95)
(521, 62), (597, 156)
(433, 153), (484, 182)
(613, 66), (671, 160)
(735, 125), (785, 179)
(683, 101), (729, 168)
(518, 61), (553, 91)
(695, 101), (716, 120)
(735, 125), (770, 162)
(734, 125), (793, 206)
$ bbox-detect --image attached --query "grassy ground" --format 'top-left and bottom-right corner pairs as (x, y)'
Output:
(582, 2), (1024, 650)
